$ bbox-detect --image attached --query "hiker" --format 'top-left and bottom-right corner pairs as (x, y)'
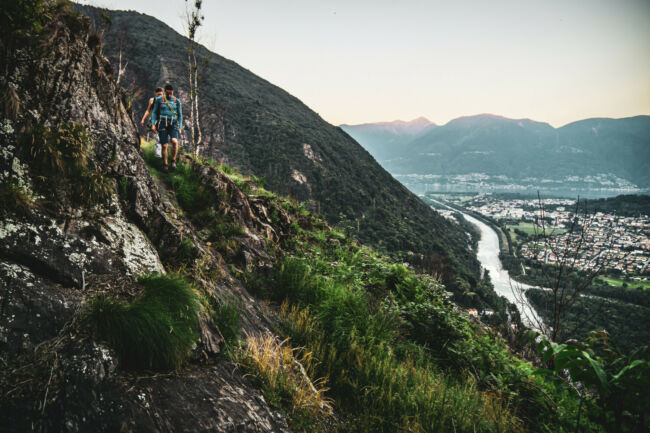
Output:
(140, 87), (164, 157)
(140, 87), (163, 127)
(151, 84), (183, 173)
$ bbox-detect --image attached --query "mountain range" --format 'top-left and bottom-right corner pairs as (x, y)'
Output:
(341, 114), (650, 192)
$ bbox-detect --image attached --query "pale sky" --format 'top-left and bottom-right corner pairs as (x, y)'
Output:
(81, 0), (650, 127)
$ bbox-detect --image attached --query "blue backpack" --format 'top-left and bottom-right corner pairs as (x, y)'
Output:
(155, 95), (180, 121)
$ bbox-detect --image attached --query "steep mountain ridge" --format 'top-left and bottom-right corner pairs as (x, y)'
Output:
(74, 5), (481, 291)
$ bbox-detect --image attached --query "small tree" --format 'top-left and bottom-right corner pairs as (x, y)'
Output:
(184, 0), (204, 155)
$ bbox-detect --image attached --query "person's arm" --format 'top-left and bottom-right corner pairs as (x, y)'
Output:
(151, 97), (159, 131)
(140, 97), (154, 126)
(177, 99), (183, 132)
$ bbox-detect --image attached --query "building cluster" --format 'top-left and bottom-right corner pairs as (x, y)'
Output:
(465, 197), (650, 275)
(467, 197), (575, 221)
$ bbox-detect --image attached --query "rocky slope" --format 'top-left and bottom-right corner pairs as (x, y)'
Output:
(0, 6), (311, 432)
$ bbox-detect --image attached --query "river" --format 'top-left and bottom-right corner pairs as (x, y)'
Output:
(430, 200), (544, 329)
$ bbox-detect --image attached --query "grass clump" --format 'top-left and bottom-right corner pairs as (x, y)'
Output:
(86, 273), (201, 371)
(167, 163), (212, 213)
(208, 297), (241, 348)
(0, 180), (34, 216)
(23, 121), (113, 206)
(235, 332), (333, 432)
(253, 252), (524, 432)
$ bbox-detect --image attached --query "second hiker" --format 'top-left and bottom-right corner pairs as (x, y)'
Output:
(151, 84), (183, 173)
(140, 86), (163, 157)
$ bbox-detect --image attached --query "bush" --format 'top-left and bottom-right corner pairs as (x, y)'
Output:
(250, 221), (590, 431)
(0, 0), (49, 37)
(86, 273), (200, 371)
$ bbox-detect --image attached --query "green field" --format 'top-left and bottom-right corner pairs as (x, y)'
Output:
(506, 222), (539, 244)
(506, 222), (567, 244)
(600, 275), (650, 290)
(509, 222), (540, 235)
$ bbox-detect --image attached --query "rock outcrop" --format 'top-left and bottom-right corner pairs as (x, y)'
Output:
(0, 7), (299, 432)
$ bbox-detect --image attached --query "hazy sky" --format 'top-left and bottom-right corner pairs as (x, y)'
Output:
(82, 0), (650, 127)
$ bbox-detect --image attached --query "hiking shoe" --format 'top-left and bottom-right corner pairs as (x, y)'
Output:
(162, 165), (169, 174)
(170, 162), (177, 171)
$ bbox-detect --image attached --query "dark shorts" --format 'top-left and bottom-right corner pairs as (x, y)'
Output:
(157, 118), (179, 144)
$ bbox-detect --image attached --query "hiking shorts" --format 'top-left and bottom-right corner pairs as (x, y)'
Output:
(157, 118), (179, 145)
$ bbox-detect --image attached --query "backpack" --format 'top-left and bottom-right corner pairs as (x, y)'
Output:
(154, 95), (180, 122)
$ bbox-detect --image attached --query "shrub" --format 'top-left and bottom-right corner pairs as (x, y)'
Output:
(1, 0), (49, 37)
(86, 273), (200, 371)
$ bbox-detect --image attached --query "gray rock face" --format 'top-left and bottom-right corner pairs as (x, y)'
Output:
(0, 9), (294, 433)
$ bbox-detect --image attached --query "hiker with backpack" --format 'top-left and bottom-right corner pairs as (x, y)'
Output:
(140, 87), (163, 127)
(140, 87), (163, 158)
(151, 84), (183, 173)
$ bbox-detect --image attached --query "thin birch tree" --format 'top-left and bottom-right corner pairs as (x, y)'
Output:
(185, 0), (204, 155)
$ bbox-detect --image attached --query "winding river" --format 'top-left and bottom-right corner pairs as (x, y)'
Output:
(431, 200), (544, 329)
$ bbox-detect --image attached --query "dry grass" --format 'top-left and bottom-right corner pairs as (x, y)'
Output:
(235, 332), (332, 431)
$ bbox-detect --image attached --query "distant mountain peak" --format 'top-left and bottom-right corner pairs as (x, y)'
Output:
(445, 113), (553, 129)
(407, 116), (434, 126)
(340, 117), (436, 136)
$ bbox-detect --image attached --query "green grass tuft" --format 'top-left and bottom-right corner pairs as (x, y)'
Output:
(208, 297), (241, 349)
(167, 164), (212, 212)
(0, 180), (34, 216)
(86, 273), (201, 371)
(22, 121), (113, 206)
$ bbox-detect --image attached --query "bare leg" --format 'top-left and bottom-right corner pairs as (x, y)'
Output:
(170, 137), (179, 163)
(162, 143), (168, 166)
